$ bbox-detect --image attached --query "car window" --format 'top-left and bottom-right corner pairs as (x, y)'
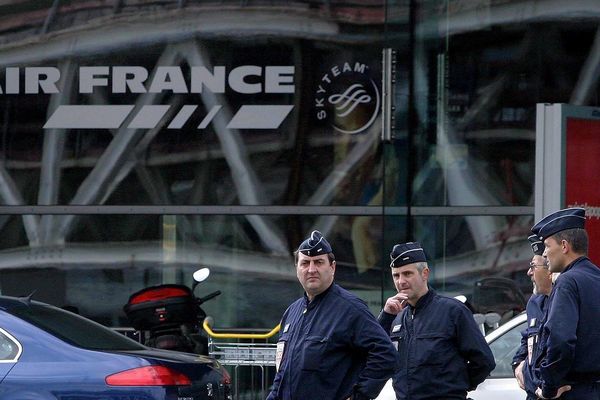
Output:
(8, 303), (146, 351)
(0, 329), (21, 361)
(488, 321), (526, 378)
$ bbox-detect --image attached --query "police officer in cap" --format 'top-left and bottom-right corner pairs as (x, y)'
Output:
(267, 230), (396, 400)
(531, 207), (600, 399)
(378, 242), (495, 400)
(512, 233), (554, 400)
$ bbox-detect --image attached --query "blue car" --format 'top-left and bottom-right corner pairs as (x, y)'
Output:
(0, 295), (231, 400)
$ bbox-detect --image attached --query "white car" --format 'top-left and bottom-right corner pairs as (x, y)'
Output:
(375, 312), (527, 400)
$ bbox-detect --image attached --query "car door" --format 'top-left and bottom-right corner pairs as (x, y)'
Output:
(469, 318), (527, 400)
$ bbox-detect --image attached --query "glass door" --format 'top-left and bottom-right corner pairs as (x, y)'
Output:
(381, 0), (535, 312)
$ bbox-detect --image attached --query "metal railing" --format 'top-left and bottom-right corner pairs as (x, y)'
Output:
(203, 317), (281, 400)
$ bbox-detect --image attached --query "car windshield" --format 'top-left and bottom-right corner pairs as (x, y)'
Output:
(9, 302), (146, 351)
(488, 321), (527, 378)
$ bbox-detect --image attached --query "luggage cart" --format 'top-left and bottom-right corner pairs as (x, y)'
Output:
(203, 318), (280, 400)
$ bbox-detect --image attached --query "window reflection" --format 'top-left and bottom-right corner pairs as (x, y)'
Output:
(0, 214), (387, 327)
(1, 38), (386, 208)
(404, 1), (600, 207)
(411, 215), (531, 316)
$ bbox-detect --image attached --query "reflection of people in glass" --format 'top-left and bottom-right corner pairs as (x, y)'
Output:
(513, 234), (553, 400)
(351, 145), (401, 273)
(378, 241), (495, 400)
(531, 208), (600, 400)
(267, 230), (396, 400)
(351, 185), (382, 272)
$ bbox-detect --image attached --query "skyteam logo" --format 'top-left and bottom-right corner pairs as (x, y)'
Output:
(0, 65), (295, 130)
(314, 62), (380, 135)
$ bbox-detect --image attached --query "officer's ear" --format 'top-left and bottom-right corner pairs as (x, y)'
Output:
(560, 239), (570, 254)
(422, 265), (430, 280)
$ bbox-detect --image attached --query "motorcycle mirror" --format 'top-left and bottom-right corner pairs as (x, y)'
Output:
(193, 268), (210, 283)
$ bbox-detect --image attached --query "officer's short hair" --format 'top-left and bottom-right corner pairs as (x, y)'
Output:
(553, 228), (588, 255)
(415, 262), (428, 273)
(294, 250), (335, 266)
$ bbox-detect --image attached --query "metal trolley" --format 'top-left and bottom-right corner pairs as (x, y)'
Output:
(203, 318), (280, 400)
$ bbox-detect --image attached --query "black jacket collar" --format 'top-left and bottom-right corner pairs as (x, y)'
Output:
(303, 282), (335, 309)
(408, 287), (435, 314)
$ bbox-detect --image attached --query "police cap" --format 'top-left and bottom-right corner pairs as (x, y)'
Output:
(298, 230), (332, 257)
(390, 242), (427, 268)
(532, 207), (586, 241)
(527, 234), (544, 256)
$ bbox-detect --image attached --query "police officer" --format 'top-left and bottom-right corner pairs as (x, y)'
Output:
(378, 242), (495, 400)
(512, 233), (553, 400)
(531, 207), (600, 399)
(267, 230), (396, 400)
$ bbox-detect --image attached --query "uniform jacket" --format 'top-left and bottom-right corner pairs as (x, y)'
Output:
(378, 289), (495, 400)
(267, 283), (397, 400)
(537, 257), (600, 399)
(512, 294), (548, 399)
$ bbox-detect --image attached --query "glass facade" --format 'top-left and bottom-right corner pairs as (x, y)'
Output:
(1, 0), (599, 374)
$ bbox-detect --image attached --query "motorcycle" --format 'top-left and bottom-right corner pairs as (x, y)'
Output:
(123, 268), (221, 355)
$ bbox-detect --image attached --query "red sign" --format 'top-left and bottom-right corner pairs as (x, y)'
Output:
(565, 118), (600, 262)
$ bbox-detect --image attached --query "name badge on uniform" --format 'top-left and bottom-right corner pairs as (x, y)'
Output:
(527, 336), (534, 363)
(392, 324), (402, 333)
(276, 341), (285, 372)
(530, 318), (536, 327)
(283, 323), (290, 333)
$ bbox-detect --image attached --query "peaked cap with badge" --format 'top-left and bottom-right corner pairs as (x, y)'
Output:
(297, 230), (332, 257)
(389, 241), (427, 268)
(531, 207), (586, 241)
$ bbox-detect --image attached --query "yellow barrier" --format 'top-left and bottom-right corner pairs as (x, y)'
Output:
(203, 317), (280, 339)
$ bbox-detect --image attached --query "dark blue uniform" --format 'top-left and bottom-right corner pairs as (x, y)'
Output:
(379, 289), (495, 400)
(537, 257), (600, 399)
(512, 294), (549, 400)
(267, 283), (397, 400)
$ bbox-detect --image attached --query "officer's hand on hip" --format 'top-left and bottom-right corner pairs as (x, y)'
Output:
(383, 293), (408, 315)
(514, 361), (525, 390)
(535, 385), (572, 399)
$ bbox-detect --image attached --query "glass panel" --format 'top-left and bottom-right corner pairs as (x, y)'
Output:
(411, 215), (533, 317)
(1, 212), (536, 326)
(0, 331), (19, 360)
(383, 0), (600, 207)
(0, 2), (388, 207)
(0, 214), (385, 327)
